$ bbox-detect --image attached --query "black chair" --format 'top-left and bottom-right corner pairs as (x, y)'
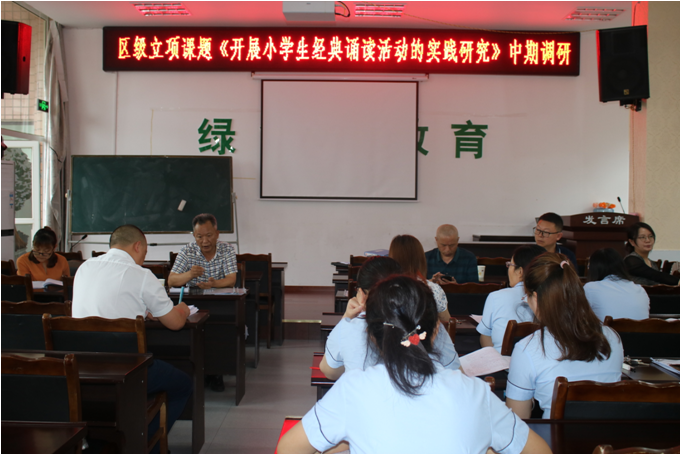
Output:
(237, 253), (273, 349)
(604, 316), (680, 358)
(643, 285), (680, 315)
(551, 376), (680, 420)
(2, 300), (72, 350)
(61, 275), (75, 301)
(168, 252), (178, 270)
(142, 263), (170, 282)
(1, 259), (16, 275)
(91, 250), (106, 257)
(2, 353), (82, 423)
(1, 274), (34, 302)
(43, 314), (168, 453)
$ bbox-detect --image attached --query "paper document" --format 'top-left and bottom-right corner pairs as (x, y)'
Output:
(651, 358), (680, 377)
(460, 347), (511, 378)
(202, 287), (247, 295)
(168, 287), (188, 294)
(188, 305), (199, 316)
(470, 314), (483, 324)
(32, 278), (63, 289)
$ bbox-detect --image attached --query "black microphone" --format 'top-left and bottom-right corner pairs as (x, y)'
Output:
(70, 234), (88, 252)
(617, 197), (626, 214)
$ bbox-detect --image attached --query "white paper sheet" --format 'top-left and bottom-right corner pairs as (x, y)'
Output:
(460, 347), (511, 378)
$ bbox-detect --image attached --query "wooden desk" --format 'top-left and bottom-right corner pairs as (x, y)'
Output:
(272, 262), (287, 346)
(1, 421), (88, 454)
(311, 352), (334, 400)
(526, 419), (680, 454)
(244, 271), (261, 367)
(170, 291), (247, 405)
(146, 310), (209, 453)
(2, 350), (151, 454)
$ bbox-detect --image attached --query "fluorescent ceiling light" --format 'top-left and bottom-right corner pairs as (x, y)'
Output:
(565, 7), (624, 21)
(354, 3), (405, 18)
(132, 3), (191, 17)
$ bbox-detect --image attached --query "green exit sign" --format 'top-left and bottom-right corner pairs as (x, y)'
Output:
(37, 99), (49, 113)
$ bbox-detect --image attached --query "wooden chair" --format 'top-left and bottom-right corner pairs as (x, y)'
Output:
(142, 263), (170, 282)
(349, 255), (368, 267)
(42, 314), (168, 453)
(441, 282), (504, 315)
(347, 280), (357, 300)
(484, 375), (495, 392)
(576, 258), (589, 277)
(91, 250), (106, 257)
(61, 275), (75, 301)
(643, 285), (680, 315)
(347, 265), (361, 281)
(476, 257), (509, 279)
(1, 353), (82, 423)
(168, 252), (178, 270)
(2, 274), (34, 302)
(2, 300), (72, 350)
(446, 317), (457, 344)
(500, 320), (540, 356)
(661, 260), (677, 275)
(1, 259), (16, 275)
(603, 317), (680, 357)
(237, 253), (274, 349)
(593, 443), (680, 454)
(57, 251), (83, 261)
(550, 376), (680, 420)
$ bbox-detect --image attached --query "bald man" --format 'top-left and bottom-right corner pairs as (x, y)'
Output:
(72, 225), (192, 449)
(426, 224), (479, 285)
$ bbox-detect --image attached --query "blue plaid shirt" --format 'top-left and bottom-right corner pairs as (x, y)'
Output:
(425, 247), (479, 283)
(171, 241), (237, 287)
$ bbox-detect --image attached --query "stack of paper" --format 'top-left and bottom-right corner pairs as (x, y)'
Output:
(470, 314), (483, 324)
(202, 287), (247, 295)
(460, 347), (511, 378)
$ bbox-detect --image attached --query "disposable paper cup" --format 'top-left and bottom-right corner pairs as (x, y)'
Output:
(158, 278), (165, 286)
(478, 265), (486, 282)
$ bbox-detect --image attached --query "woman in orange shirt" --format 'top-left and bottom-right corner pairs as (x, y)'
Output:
(16, 227), (70, 281)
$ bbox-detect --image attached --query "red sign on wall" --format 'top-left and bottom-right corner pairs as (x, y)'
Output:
(103, 27), (580, 76)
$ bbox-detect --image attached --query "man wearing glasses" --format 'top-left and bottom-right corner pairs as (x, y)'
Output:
(533, 212), (578, 266)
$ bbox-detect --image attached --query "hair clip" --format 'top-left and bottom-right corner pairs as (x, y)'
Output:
(400, 325), (427, 347)
(383, 322), (394, 327)
(560, 260), (569, 269)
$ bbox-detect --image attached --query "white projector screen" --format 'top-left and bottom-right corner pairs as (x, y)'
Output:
(260, 80), (418, 200)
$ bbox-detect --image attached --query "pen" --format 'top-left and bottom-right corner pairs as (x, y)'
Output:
(179, 286), (185, 305)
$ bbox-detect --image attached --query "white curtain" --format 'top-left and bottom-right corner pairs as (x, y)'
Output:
(41, 20), (69, 250)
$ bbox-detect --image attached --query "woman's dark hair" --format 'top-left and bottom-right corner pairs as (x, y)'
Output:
(524, 252), (612, 362)
(588, 248), (632, 282)
(625, 222), (655, 254)
(512, 244), (546, 273)
(388, 235), (427, 279)
(29, 226), (59, 267)
(365, 275), (438, 397)
(357, 256), (402, 293)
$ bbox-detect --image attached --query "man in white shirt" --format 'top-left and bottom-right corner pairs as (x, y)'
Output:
(73, 224), (192, 450)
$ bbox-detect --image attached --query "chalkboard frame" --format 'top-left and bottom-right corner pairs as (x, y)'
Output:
(70, 155), (233, 234)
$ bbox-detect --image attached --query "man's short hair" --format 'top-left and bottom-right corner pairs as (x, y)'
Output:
(110, 225), (146, 247)
(436, 224), (458, 239)
(538, 212), (564, 231)
(192, 213), (217, 230)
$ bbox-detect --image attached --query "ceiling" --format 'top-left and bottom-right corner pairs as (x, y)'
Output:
(22, 1), (633, 32)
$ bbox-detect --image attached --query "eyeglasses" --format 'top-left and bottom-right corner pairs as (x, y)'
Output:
(533, 227), (562, 237)
(636, 235), (655, 241)
(506, 261), (518, 268)
(33, 249), (54, 257)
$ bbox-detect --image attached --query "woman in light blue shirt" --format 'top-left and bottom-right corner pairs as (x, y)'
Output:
(584, 248), (650, 322)
(278, 276), (550, 454)
(506, 252), (624, 419)
(478, 244), (545, 353)
(320, 256), (461, 380)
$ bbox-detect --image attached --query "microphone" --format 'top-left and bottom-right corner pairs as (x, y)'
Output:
(70, 234), (88, 252)
(617, 197), (626, 214)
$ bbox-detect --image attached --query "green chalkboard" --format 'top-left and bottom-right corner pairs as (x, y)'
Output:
(71, 156), (233, 234)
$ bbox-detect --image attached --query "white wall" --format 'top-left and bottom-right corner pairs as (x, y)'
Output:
(64, 28), (630, 285)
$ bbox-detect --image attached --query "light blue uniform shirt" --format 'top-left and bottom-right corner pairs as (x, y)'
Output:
(506, 326), (623, 418)
(325, 315), (461, 371)
(477, 282), (534, 353)
(302, 364), (529, 454)
(584, 276), (650, 322)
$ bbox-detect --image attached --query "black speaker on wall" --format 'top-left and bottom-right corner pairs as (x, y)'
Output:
(597, 25), (650, 103)
(1, 20), (32, 96)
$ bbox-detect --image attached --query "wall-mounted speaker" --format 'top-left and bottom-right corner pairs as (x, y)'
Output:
(1, 20), (32, 96)
(597, 25), (650, 103)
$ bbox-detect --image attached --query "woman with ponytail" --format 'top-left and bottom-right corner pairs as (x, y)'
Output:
(279, 275), (550, 454)
(505, 253), (623, 419)
(16, 226), (70, 281)
(320, 256), (461, 380)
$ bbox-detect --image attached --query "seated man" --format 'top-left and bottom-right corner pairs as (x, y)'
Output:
(533, 212), (577, 266)
(426, 224), (479, 285)
(72, 224), (192, 451)
(168, 213), (237, 391)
